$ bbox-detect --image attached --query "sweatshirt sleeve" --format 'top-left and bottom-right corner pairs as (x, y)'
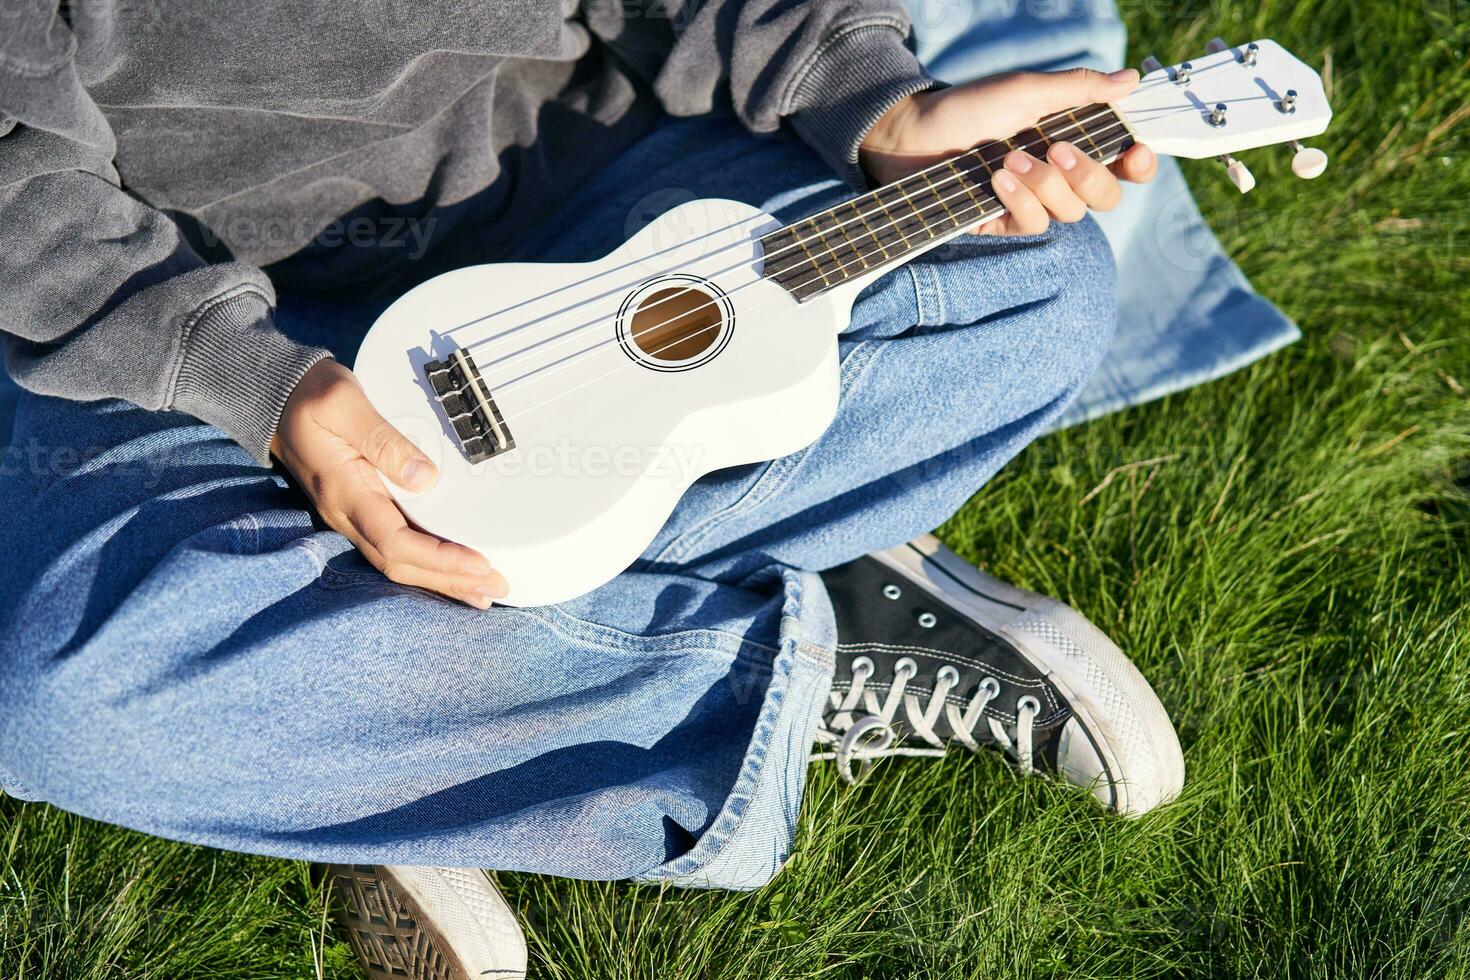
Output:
(585, 0), (942, 190)
(0, 1), (329, 464)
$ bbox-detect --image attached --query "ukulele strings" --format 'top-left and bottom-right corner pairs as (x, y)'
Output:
(441, 101), (1123, 354)
(452, 105), (1129, 388)
(448, 128), (1136, 443)
(443, 56), (1242, 362)
(464, 116), (1132, 395)
(458, 105), (1126, 370)
(465, 124), (1134, 427)
(501, 62), (1268, 364)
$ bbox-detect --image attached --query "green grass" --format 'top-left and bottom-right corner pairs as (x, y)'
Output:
(4, 1), (1468, 976)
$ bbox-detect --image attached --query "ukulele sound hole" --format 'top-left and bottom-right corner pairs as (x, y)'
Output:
(628, 286), (724, 364)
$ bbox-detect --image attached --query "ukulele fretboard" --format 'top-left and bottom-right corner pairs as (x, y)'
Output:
(761, 103), (1133, 302)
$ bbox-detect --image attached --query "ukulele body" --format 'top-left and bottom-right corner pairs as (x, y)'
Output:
(354, 199), (848, 607)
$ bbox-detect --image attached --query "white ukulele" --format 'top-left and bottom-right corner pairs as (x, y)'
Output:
(355, 39), (1331, 606)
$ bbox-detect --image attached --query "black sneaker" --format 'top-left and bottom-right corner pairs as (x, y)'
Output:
(814, 534), (1184, 815)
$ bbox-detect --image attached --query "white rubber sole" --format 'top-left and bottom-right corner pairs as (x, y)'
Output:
(327, 864), (528, 980)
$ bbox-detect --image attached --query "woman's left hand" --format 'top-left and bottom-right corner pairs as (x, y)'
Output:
(859, 67), (1159, 237)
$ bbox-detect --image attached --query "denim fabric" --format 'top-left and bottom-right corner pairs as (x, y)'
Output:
(0, 117), (1116, 887)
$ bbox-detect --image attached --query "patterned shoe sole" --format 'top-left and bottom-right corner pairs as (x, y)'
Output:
(326, 864), (470, 980)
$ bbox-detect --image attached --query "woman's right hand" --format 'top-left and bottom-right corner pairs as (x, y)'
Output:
(272, 359), (508, 608)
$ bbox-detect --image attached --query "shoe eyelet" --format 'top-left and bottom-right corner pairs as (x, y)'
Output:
(980, 676), (1001, 698)
(882, 584), (902, 600)
(916, 611), (938, 629)
(1016, 695), (1041, 716)
(894, 656), (918, 678)
(937, 665), (960, 687)
(850, 655), (875, 679)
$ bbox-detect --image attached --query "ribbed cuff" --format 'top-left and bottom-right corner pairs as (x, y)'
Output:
(170, 287), (331, 465)
(786, 23), (943, 190)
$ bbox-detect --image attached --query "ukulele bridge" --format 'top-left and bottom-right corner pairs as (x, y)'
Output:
(423, 349), (515, 464)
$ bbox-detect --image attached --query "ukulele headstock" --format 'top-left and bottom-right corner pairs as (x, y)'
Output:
(1115, 39), (1332, 191)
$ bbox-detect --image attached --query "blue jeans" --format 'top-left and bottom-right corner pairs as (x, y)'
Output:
(0, 118), (1115, 890)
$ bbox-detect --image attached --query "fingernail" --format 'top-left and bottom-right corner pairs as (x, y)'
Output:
(1006, 151), (1034, 174)
(993, 170), (1018, 193)
(1108, 68), (1139, 83)
(484, 571), (510, 599)
(1049, 142), (1078, 170)
(402, 458), (434, 491)
(1137, 144), (1155, 166)
(460, 592), (494, 610)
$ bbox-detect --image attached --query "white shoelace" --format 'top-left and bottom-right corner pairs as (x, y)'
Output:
(811, 655), (1040, 784)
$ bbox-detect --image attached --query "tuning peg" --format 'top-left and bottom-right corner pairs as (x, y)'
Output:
(1243, 42), (1259, 67)
(1205, 37), (1229, 54)
(1289, 141), (1329, 179)
(1278, 89), (1298, 114)
(1175, 61), (1193, 84)
(1219, 155), (1255, 193)
(1140, 55), (1162, 74)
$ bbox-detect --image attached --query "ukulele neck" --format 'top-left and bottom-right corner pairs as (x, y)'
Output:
(760, 103), (1133, 302)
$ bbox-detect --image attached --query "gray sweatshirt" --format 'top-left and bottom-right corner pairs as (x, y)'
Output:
(0, 0), (934, 462)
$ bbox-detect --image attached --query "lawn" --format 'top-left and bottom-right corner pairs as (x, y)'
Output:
(3, 0), (1468, 977)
